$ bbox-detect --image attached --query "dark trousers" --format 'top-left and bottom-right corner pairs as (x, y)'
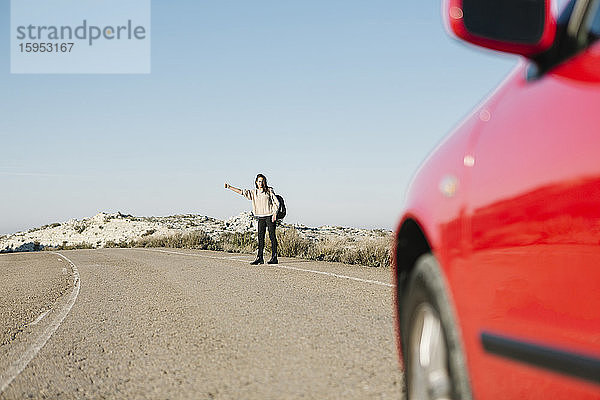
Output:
(257, 216), (277, 259)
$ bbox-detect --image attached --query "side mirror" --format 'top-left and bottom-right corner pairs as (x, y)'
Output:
(445, 0), (556, 57)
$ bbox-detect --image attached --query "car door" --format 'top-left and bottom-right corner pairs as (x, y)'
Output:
(451, 3), (600, 398)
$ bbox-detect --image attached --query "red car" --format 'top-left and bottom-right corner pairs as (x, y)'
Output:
(393, 0), (600, 398)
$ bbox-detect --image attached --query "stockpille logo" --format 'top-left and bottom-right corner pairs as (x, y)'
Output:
(15, 20), (148, 46)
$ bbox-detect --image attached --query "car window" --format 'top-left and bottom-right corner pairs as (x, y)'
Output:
(555, 0), (573, 17)
(557, 0), (577, 25)
(588, 1), (600, 38)
(530, 0), (582, 75)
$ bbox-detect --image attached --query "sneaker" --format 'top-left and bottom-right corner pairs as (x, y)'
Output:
(267, 257), (278, 264)
(250, 258), (264, 265)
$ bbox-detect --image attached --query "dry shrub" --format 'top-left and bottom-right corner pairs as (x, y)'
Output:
(339, 237), (391, 268)
(105, 240), (129, 248)
(141, 229), (156, 237)
(272, 228), (313, 258)
(52, 242), (95, 250)
(111, 227), (392, 268)
(218, 232), (256, 253)
(269, 228), (392, 268)
(132, 230), (218, 250)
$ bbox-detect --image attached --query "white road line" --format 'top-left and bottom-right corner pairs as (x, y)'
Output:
(145, 248), (237, 261)
(30, 310), (50, 326)
(225, 255), (253, 261)
(267, 264), (393, 287)
(136, 248), (393, 288)
(0, 252), (80, 395)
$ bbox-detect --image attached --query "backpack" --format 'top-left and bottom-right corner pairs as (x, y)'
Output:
(275, 194), (286, 220)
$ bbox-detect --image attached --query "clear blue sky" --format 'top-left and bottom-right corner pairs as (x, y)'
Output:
(0, 0), (518, 235)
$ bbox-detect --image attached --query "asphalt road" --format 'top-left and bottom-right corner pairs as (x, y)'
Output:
(0, 248), (403, 399)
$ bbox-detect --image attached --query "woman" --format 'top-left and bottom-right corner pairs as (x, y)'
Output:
(224, 174), (280, 265)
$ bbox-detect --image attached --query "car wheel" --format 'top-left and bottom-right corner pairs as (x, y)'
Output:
(400, 254), (472, 400)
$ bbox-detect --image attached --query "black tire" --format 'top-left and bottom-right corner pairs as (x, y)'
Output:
(399, 254), (473, 400)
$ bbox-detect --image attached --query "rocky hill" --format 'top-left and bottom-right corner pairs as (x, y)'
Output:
(0, 212), (391, 253)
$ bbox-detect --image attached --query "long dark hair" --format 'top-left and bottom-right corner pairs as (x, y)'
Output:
(255, 173), (269, 192)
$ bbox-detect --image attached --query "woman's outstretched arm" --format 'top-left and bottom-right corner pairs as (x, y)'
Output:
(224, 183), (243, 195)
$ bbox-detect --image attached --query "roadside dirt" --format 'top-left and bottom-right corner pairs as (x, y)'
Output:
(0, 252), (72, 347)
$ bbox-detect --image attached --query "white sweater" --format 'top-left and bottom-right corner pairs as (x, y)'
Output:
(242, 187), (280, 217)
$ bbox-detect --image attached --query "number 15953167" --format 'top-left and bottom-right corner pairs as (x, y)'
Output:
(19, 43), (74, 53)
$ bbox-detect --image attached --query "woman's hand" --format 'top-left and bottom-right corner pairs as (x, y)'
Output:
(225, 183), (242, 195)
(272, 215), (276, 223)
